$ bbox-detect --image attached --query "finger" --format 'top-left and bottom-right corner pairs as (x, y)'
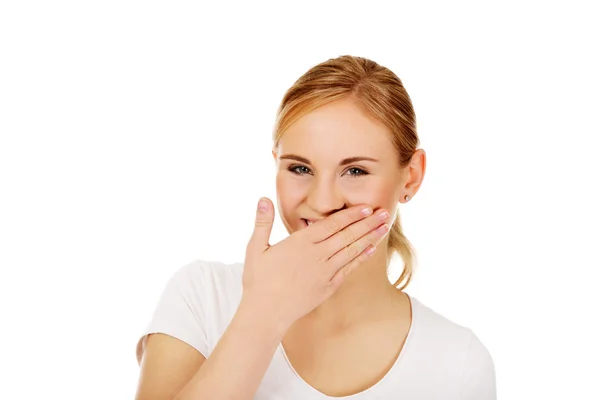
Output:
(320, 208), (390, 257)
(327, 244), (377, 292)
(326, 221), (389, 275)
(306, 204), (373, 243)
(246, 197), (275, 258)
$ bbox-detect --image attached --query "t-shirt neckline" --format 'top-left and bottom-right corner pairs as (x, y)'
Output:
(277, 293), (419, 399)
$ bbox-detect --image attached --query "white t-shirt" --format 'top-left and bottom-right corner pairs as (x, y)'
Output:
(137, 259), (496, 399)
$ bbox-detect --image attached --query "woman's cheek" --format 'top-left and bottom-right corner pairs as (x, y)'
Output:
(344, 181), (396, 212)
(277, 175), (306, 200)
(275, 175), (305, 229)
(342, 180), (380, 204)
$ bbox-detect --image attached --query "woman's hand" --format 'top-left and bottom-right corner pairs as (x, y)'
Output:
(241, 197), (391, 330)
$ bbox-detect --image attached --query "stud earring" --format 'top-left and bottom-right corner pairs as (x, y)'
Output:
(404, 195), (410, 202)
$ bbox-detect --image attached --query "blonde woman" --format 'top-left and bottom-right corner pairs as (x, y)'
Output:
(134, 55), (496, 400)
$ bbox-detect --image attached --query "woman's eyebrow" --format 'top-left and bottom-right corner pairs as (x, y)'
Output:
(279, 154), (379, 166)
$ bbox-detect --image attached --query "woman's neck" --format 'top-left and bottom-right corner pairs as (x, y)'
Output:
(302, 247), (403, 333)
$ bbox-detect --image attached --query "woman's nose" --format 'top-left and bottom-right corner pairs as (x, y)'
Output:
(306, 179), (345, 215)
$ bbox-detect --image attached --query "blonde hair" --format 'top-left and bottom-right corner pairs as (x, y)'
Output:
(272, 55), (419, 290)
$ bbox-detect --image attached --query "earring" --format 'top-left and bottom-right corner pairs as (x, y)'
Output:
(404, 195), (410, 202)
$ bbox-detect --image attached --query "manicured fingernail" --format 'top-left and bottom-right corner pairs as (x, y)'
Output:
(366, 245), (376, 256)
(258, 198), (269, 211)
(361, 207), (373, 216)
(378, 210), (389, 220)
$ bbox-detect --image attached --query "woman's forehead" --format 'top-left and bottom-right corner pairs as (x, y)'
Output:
(277, 121), (394, 162)
(286, 99), (388, 139)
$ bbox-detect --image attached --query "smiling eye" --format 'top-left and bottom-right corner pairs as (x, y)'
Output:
(289, 165), (312, 175)
(346, 167), (368, 177)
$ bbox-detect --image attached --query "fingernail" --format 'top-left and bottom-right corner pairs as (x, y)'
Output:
(361, 207), (373, 216)
(258, 198), (268, 211)
(366, 245), (376, 256)
(378, 210), (389, 220)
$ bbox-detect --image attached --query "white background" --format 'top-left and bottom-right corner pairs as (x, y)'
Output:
(1, 1), (599, 399)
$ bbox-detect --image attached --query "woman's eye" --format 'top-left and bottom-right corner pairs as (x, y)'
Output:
(289, 165), (311, 175)
(346, 167), (368, 177)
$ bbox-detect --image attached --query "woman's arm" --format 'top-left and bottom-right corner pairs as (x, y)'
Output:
(176, 296), (286, 400)
(135, 334), (206, 400)
(135, 296), (287, 400)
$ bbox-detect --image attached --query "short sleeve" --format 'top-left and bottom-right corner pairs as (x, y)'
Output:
(136, 262), (209, 364)
(459, 330), (497, 400)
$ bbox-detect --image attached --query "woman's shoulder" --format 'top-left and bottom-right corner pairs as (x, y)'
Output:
(137, 259), (245, 361)
(408, 295), (494, 362)
(170, 258), (245, 308)
(410, 296), (475, 341)
(174, 258), (244, 287)
(407, 296), (496, 394)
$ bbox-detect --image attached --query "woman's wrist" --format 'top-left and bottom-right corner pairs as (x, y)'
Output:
(236, 294), (291, 341)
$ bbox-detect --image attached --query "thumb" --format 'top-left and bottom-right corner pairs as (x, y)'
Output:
(247, 197), (274, 255)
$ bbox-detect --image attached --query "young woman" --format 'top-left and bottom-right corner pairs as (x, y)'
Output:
(134, 55), (496, 400)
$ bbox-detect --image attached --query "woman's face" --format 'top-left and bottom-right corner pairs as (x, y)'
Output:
(273, 97), (415, 235)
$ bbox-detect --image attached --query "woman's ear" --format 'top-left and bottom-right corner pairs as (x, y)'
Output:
(399, 149), (427, 202)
